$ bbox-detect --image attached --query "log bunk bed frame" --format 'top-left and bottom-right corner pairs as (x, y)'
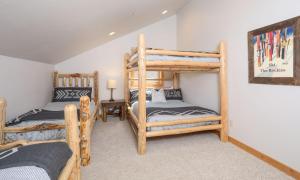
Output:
(0, 98), (81, 180)
(124, 34), (228, 155)
(0, 71), (100, 166)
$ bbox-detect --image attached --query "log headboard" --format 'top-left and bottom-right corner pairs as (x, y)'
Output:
(53, 71), (99, 104)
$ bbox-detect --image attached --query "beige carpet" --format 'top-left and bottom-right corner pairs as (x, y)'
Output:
(82, 118), (292, 180)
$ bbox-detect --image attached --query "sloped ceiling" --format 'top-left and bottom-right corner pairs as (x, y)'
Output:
(0, 0), (190, 64)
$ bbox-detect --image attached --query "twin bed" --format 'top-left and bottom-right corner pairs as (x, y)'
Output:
(0, 71), (100, 166)
(0, 101), (81, 180)
(124, 34), (228, 154)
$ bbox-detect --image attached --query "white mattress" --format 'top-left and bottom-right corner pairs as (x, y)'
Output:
(5, 101), (95, 142)
(146, 55), (219, 62)
(132, 54), (219, 62)
(131, 100), (219, 132)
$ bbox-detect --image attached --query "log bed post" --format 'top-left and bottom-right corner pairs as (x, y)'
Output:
(53, 71), (59, 88)
(137, 34), (147, 154)
(0, 97), (6, 144)
(219, 41), (228, 142)
(124, 53), (130, 106)
(64, 104), (81, 180)
(93, 71), (99, 105)
(93, 71), (101, 120)
(79, 96), (91, 166)
(173, 72), (180, 89)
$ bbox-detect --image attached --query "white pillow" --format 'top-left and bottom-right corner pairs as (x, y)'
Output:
(151, 89), (166, 102)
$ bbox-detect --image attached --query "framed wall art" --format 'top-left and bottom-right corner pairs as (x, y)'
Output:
(248, 16), (300, 85)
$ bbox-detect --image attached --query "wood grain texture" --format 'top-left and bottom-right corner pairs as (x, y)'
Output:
(0, 97), (6, 144)
(124, 53), (130, 105)
(79, 96), (91, 166)
(2, 124), (65, 133)
(146, 124), (222, 137)
(219, 41), (228, 142)
(137, 34), (147, 155)
(93, 71), (99, 105)
(53, 71), (99, 103)
(127, 107), (139, 129)
(63, 104), (81, 180)
(229, 136), (300, 180)
(173, 72), (180, 88)
(146, 49), (221, 58)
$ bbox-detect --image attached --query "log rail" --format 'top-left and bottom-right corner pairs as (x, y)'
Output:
(124, 34), (228, 155)
(0, 71), (100, 166)
(0, 103), (81, 180)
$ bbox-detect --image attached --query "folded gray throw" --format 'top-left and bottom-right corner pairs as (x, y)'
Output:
(0, 142), (72, 180)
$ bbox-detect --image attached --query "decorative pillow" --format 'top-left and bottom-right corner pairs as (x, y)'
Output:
(164, 88), (183, 101)
(52, 87), (92, 102)
(129, 89), (152, 104)
(151, 89), (167, 102)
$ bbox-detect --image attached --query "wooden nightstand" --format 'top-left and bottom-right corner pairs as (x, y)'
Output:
(101, 99), (126, 122)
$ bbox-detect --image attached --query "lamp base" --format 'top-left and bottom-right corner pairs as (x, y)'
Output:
(109, 88), (114, 102)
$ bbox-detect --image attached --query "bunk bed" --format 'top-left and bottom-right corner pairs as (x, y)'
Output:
(124, 34), (228, 155)
(0, 98), (81, 180)
(0, 71), (100, 166)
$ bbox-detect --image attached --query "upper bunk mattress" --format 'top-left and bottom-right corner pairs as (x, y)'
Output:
(5, 101), (95, 142)
(131, 100), (220, 132)
(146, 55), (219, 62)
(132, 54), (219, 62)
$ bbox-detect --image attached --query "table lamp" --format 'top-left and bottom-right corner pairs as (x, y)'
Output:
(107, 80), (116, 101)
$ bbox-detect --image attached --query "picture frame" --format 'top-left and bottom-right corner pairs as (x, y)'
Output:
(248, 16), (300, 85)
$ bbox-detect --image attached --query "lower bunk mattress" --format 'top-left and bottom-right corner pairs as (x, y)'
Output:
(131, 100), (220, 132)
(5, 101), (95, 142)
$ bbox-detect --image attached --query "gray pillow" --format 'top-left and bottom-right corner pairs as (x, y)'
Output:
(129, 89), (152, 104)
(52, 87), (92, 102)
(164, 88), (183, 101)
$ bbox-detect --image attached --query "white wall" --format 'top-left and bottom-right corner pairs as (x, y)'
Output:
(55, 16), (177, 100)
(0, 55), (53, 120)
(177, 0), (300, 170)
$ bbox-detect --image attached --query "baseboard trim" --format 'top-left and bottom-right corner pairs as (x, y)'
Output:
(228, 136), (300, 179)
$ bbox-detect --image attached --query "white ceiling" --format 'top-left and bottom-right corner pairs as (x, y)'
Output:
(0, 0), (190, 64)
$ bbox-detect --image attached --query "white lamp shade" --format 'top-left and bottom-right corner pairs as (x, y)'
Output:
(107, 80), (117, 89)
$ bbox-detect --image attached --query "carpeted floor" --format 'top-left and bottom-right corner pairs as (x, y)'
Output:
(82, 118), (292, 180)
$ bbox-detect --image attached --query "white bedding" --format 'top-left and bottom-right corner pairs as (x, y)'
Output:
(132, 54), (219, 62)
(5, 101), (95, 142)
(0, 166), (50, 180)
(131, 100), (219, 132)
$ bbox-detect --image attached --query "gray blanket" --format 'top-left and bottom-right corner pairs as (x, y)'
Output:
(146, 106), (218, 119)
(6, 109), (65, 127)
(6, 109), (80, 127)
(0, 142), (72, 180)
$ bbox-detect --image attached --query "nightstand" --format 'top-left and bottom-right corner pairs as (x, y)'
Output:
(101, 99), (126, 122)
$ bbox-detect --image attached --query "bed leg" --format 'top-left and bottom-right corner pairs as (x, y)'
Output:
(220, 126), (228, 142)
(138, 129), (146, 155)
(0, 98), (6, 144)
(64, 104), (81, 180)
